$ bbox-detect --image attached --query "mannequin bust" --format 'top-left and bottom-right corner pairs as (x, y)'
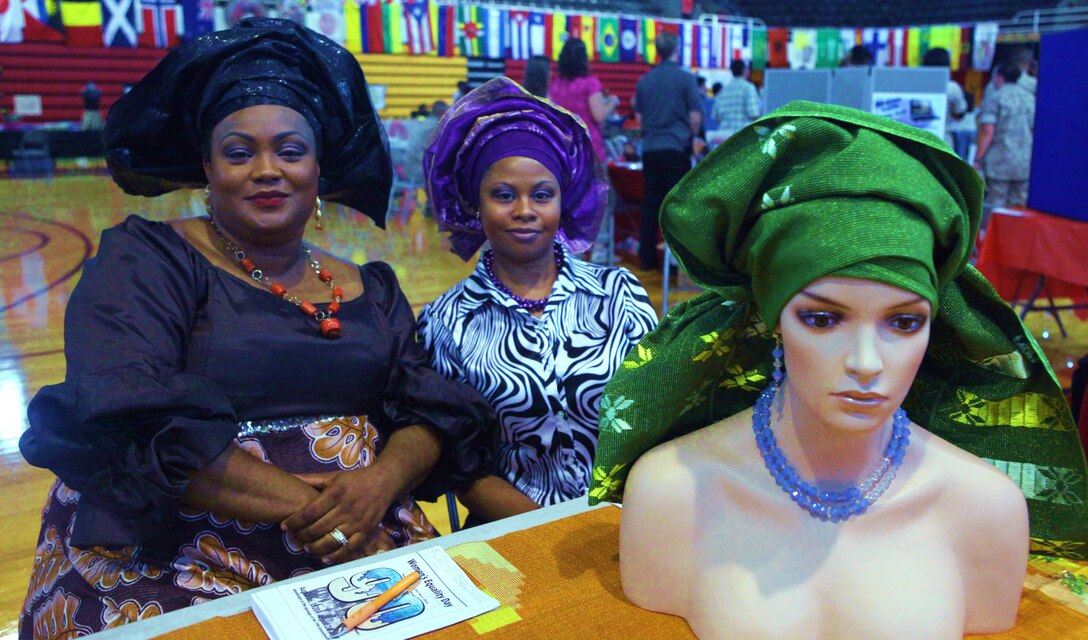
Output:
(619, 277), (1028, 639)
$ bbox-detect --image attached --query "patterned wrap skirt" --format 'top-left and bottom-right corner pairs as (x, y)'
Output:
(20, 416), (438, 639)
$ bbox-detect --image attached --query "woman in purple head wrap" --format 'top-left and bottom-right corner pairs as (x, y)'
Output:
(419, 78), (659, 524)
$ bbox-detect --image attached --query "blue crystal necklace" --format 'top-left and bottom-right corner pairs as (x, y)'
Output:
(753, 377), (911, 524)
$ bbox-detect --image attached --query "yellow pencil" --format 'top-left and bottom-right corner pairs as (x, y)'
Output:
(340, 571), (422, 633)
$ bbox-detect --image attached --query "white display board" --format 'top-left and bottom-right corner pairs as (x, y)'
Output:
(14, 95), (43, 117)
(872, 91), (947, 138)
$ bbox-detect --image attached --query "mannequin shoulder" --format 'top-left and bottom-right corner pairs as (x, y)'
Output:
(623, 409), (754, 511)
(911, 427), (1028, 530)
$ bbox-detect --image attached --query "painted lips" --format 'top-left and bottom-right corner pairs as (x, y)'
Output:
(507, 229), (541, 242)
(247, 191), (288, 207)
(833, 392), (887, 409)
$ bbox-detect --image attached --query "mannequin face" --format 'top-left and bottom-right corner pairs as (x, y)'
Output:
(778, 277), (931, 434)
(203, 104), (320, 246)
(478, 155), (562, 268)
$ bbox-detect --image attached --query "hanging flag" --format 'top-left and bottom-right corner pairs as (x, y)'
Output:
(526, 11), (544, 57)
(507, 9), (530, 59)
(905, 27), (924, 66)
(403, 0), (432, 54)
(456, 4), (482, 56)
(20, 0), (64, 41)
(859, 28), (889, 66)
(957, 26), (973, 71)
(304, 0), (344, 45)
(137, 0), (179, 47)
(767, 27), (788, 68)
(728, 23), (743, 60)
(694, 23), (711, 68)
(60, 0), (102, 46)
(641, 17), (656, 64)
(734, 24), (751, 61)
(429, 2), (454, 56)
(618, 16), (638, 62)
(357, 0), (384, 53)
(972, 22), (998, 70)
(926, 24), (958, 69)
(679, 22), (692, 67)
(815, 29), (841, 68)
(788, 29), (817, 69)
(384, 0), (404, 54)
(180, 0), (213, 40)
(751, 27), (768, 70)
(480, 6), (503, 58)
(544, 10), (565, 60)
(710, 23), (726, 68)
(565, 13), (579, 52)
(839, 28), (860, 58)
(1, 0), (26, 42)
(343, 0), (361, 52)
(579, 14), (595, 60)
(597, 15), (619, 62)
(357, 0), (401, 54)
(887, 27), (906, 66)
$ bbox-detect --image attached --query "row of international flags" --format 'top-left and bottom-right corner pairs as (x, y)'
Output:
(0, 0), (1001, 73)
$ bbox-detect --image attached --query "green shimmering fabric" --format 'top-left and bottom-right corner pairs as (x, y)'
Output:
(590, 101), (1088, 559)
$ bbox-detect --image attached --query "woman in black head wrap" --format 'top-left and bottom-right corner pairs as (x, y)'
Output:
(18, 18), (492, 636)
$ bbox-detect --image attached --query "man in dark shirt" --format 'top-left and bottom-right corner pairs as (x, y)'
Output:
(633, 32), (702, 270)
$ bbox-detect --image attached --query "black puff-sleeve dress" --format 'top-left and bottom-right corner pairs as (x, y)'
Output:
(18, 216), (492, 637)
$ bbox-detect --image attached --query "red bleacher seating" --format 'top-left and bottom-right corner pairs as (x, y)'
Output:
(505, 59), (651, 121)
(0, 44), (167, 123)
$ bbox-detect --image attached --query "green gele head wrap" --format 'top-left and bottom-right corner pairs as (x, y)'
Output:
(664, 100), (980, 329)
(590, 101), (1088, 559)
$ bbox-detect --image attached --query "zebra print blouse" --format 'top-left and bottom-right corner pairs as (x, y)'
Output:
(418, 251), (658, 507)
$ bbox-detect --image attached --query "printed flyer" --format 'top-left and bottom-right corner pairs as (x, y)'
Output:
(252, 546), (498, 640)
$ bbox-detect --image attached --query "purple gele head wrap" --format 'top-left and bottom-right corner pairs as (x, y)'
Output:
(424, 77), (608, 261)
(464, 130), (567, 208)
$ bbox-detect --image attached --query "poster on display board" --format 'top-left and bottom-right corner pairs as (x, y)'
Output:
(871, 92), (946, 138)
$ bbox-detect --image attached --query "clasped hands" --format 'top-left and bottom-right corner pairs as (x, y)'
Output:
(280, 466), (399, 565)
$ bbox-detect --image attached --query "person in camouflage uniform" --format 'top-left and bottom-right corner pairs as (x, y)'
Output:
(975, 63), (1036, 227)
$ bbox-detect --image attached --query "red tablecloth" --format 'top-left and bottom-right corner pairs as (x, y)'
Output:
(607, 161), (644, 204)
(977, 207), (1088, 306)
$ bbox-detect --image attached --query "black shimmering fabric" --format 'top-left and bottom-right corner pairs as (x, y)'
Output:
(104, 17), (392, 226)
(20, 217), (493, 547)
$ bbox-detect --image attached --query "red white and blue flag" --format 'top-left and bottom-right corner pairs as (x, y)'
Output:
(507, 9), (531, 59)
(138, 0), (180, 47)
(181, 0), (214, 39)
(403, 0), (432, 53)
(509, 10), (545, 59)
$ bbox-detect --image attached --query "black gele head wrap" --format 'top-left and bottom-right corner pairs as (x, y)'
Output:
(103, 17), (392, 227)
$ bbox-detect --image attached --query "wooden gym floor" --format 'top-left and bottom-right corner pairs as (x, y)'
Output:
(0, 172), (1083, 638)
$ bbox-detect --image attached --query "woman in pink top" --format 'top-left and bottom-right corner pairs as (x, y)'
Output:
(548, 38), (617, 162)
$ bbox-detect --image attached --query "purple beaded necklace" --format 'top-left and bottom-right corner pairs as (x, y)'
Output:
(482, 244), (565, 312)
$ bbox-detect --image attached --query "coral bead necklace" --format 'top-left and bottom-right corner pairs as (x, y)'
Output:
(208, 218), (343, 338)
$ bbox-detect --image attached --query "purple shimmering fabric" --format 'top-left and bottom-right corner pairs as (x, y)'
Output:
(465, 130), (567, 206)
(103, 17), (392, 226)
(424, 77), (608, 261)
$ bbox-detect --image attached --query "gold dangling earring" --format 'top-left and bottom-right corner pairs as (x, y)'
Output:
(314, 197), (324, 231)
(204, 185), (212, 216)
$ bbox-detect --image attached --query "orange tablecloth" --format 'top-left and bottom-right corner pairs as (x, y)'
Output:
(155, 506), (1088, 639)
(977, 207), (1088, 306)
